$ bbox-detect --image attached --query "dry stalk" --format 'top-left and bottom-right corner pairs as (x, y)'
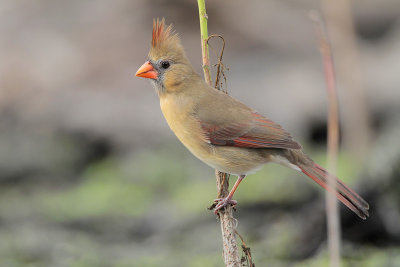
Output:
(322, 0), (370, 161)
(236, 230), (255, 267)
(310, 11), (341, 267)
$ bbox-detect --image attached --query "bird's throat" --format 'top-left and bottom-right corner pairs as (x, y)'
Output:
(151, 79), (166, 96)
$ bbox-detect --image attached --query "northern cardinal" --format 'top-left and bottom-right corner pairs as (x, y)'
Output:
(135, 19), (369, 219)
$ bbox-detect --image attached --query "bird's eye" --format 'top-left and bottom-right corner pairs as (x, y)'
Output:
(160, 60), (170, 69)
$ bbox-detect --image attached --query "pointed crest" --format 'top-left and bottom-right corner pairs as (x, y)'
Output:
(148, 18), (186, 65)
(152, 18), (174, 48)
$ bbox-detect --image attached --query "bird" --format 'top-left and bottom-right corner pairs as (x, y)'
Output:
(135, 18), (369, 219)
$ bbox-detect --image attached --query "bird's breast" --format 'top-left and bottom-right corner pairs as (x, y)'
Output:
(160, 95), (210, 159)
(159, 95), (274, 175)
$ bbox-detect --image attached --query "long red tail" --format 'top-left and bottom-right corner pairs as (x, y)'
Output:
(298, 162), (369, 219)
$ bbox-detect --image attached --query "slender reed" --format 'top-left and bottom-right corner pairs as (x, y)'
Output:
(311, 11), (341, 267)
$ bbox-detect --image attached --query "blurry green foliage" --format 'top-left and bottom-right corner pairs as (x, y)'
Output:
(0, 141), (393, 266)
(38, 159), (152, 221)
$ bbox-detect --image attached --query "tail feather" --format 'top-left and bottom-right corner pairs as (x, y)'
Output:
(298, 162), (369, 220)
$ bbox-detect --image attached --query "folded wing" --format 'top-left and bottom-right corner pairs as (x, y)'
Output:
(200, 112), (301, 150)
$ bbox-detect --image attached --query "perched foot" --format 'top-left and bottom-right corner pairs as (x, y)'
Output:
(213, 197), (238, 214)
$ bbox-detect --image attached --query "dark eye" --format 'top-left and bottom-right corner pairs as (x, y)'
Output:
(160, 60), (170, 69)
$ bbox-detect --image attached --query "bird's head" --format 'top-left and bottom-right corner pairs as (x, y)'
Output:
(136, 18), (195, 96)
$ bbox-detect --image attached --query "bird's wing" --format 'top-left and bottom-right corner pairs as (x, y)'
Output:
(195, 91), (301, 150)
(200, 112), (301, 149)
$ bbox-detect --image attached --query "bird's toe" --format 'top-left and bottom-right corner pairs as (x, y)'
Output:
(213, 197), (237, 214)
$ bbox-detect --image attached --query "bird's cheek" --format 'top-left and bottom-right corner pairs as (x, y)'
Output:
(164, 74), (184, 89)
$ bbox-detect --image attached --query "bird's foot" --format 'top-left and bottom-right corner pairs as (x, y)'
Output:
(213, 197), (237, 214)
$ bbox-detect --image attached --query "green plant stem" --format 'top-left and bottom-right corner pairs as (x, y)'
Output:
(197, 0), (212, 85)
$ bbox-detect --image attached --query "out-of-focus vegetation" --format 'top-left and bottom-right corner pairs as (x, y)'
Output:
(1, 135), (399, 266)
(1, 0), (400, 266)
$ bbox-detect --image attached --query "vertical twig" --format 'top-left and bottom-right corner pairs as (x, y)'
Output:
(197, 1), (241, 266)
(197, 0), (212, 85)
(311, 11), (341, 267)
(322, 0), (370, 163)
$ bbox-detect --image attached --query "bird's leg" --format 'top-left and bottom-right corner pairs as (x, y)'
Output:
(214, 175), (246, 214)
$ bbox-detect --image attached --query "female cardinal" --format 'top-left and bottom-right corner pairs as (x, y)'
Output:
(135, 19), (369, 219)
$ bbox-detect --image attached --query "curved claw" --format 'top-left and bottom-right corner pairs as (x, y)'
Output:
(213, 197), (238, 214)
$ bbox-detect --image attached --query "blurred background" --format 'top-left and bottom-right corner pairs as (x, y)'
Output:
(1, 0), (400, 266)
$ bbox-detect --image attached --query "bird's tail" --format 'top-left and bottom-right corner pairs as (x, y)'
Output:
(297, 161), (369, 219)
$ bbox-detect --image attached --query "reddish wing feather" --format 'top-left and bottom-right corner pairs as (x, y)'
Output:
(201, 112), (301, 150)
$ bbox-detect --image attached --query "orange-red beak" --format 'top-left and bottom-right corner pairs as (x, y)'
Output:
(135, 61), (158, 80)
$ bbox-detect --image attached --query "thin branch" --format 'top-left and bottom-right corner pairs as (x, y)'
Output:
(236, 230), (255, 267)
(206, 34), (227, 90)
(197, 0), (212, 85)
(197, 1), (241, 266)
(310, 11), (341, 267)
(322, 0), (370, 162)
